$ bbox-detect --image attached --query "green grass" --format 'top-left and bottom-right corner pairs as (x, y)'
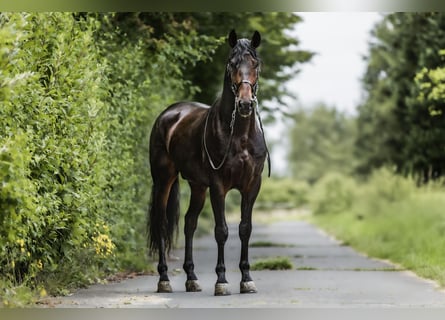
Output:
(311, 189), (445, 287)
(251, 257), (294, 271)
(249, 241), (294, 248)
(296, 266), (318, 271)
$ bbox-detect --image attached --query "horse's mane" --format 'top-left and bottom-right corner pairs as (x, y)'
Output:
(228, 39), (261, 69)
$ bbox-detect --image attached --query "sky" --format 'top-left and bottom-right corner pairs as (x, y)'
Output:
(288, 12), (382, 113)
(268, 12), (383, 175)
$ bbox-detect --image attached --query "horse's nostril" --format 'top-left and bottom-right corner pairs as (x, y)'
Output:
(242, 101), (251, 108)
(238, 100), (253, 117)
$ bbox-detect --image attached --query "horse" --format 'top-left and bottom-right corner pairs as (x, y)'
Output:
(147, 30), (270, 296)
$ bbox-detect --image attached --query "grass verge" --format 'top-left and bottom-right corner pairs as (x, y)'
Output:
(311, 188), (445, 287)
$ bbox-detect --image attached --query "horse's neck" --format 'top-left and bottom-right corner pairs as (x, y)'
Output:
(218, 75), (236, 123)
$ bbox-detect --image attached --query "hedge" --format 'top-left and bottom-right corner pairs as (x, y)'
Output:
(0, 12), (220, 304)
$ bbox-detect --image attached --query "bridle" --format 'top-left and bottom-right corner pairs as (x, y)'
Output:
(203, 61), (271, 176)
(231, 79), (258, 118)
(231, 79), (259, 100)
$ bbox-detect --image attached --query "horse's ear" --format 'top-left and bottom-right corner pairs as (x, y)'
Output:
(251, 31), (261, 49)
(228, 29), (237, 48)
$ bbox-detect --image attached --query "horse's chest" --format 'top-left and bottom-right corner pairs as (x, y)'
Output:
(227, 140), (256, 181)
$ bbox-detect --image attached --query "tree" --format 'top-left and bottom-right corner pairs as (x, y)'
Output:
(100, 13), (313, 119)
(356, 13), (445, 182)
(288, 104), (357, 184)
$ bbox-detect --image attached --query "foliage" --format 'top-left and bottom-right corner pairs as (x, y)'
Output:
(288, 104), (357, 184)
(310, 172), (357, 215)
(0, 12), (223, 306)
(254, 178), (309, 210)
(93, 13), (221, 272)
(415, 50), (445, 117)
(311, 169), (445, 286)
(356, 13), (445, 182)
(185, 13), (314, 114)
(107, 13), (314, 119)
(0, 13), (111, 303)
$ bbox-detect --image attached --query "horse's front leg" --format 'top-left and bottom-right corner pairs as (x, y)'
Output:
(239, 177), (261, 294)
(209, 183), (230, 296)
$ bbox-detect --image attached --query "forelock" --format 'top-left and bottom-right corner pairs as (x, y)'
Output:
(228, 38), (259, 64)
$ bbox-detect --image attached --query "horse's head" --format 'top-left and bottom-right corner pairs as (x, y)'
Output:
(227, 30), (261, 118)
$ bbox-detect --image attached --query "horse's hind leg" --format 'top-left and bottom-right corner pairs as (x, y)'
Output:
(152, 180), (176, 292)
(149, 157), (178, 293)
(183, 183), (207, 292)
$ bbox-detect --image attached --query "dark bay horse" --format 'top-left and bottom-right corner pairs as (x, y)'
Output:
(148, 30), (269, 296)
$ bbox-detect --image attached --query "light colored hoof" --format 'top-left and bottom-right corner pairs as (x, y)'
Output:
(240, 281), (257, 294)
(214, 283), (231, 296)
(157, 280), (172, 293)
(185, 280), (202, 292)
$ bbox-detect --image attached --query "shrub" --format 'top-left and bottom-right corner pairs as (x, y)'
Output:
(0, 12), (223, 305)
(311, 172), (357, 215)
(351, 168), (416, 218)
(255, 178), (310, 210)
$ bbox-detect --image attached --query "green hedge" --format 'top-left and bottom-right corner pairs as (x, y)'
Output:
(1, 13), (110, 300)
(0, 13), (220, 305)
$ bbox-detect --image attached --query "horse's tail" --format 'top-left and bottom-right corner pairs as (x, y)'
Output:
(147, 178), (180, 255)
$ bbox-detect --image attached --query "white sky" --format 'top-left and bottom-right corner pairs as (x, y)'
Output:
(268, 12), (383, 175)
(288, 12), (382, 113)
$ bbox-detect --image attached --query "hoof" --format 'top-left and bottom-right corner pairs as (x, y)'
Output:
(157, 280), (172, 293)
(214, 283), (231, 296)
(185, 280), (202, 292)
(240, 281), (257, 294)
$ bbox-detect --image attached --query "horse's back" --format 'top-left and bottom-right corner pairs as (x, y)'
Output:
(152, 101), (208, 142)
(150, 102), (210, 178)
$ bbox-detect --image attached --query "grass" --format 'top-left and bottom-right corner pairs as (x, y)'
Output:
(296, 266), (318, 271)
(251, 257), (294, 271)
(249, 241), (294, 248)
(311, 188), (445, 287)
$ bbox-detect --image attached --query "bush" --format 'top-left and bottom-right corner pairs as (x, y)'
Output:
(0, 12), (222, 305)
(255, 178), (310, 210)
(351, 168), (416, 218)
(0, 13), (111, 298)
(309, 168), (416, 217)
(311, 172), (357, 215)
(367, 167), (415, 202)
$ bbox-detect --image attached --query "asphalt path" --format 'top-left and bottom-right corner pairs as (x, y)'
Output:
(49, 218), (445, 308)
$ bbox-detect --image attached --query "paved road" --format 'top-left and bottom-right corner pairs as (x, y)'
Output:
(50, 220), (445, 308)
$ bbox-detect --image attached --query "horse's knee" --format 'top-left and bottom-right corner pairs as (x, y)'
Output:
(184, 214), (198, 233)
(239, 221), (252, 239)
(214, 225), (228, 243)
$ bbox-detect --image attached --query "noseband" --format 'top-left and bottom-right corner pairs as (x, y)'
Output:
(230, 65), (259, 118)
(231, 79), (259, 100)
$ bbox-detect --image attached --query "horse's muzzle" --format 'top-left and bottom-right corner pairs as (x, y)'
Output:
(237, 100), (253, 118)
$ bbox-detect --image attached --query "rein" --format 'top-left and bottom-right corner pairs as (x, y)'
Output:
(203, 105), (236, 171)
